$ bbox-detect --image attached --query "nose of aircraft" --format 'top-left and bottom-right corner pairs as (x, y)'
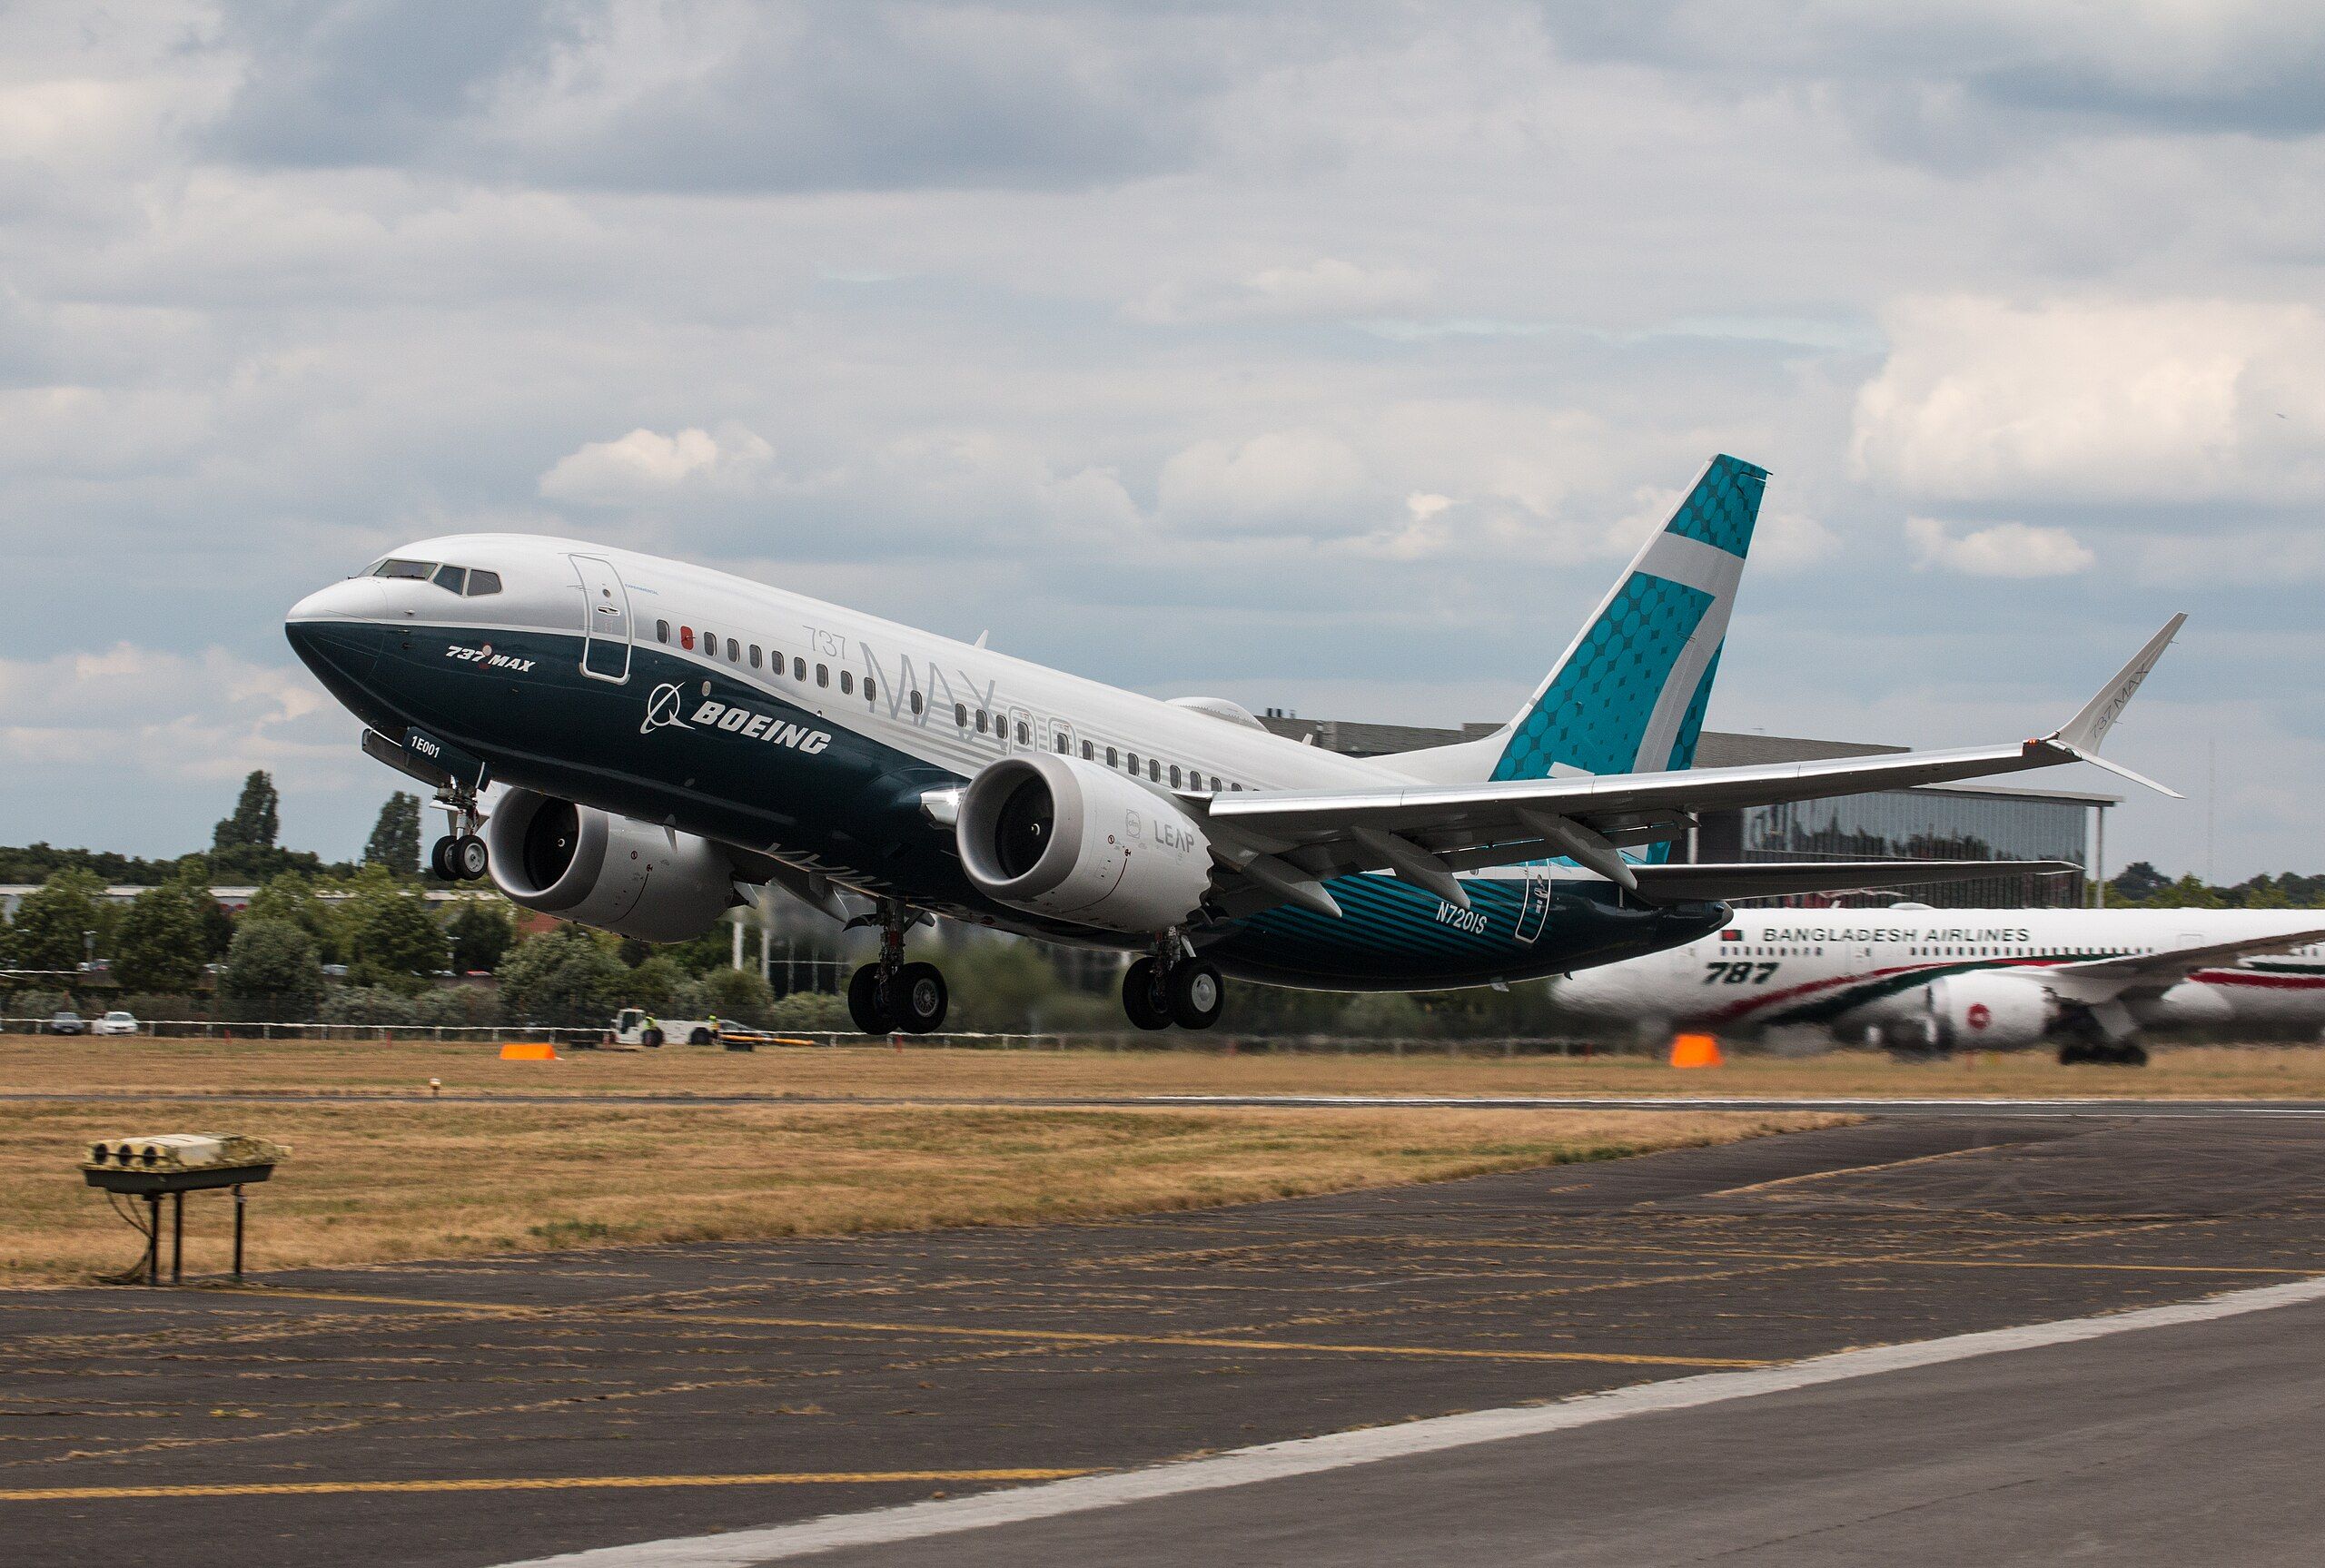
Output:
(286, 577), (386, 625)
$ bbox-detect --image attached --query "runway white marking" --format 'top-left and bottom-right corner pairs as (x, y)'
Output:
(494, 1274), (2325, 1567)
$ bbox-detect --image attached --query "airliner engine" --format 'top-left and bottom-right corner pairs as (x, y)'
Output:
(1925, 971), (2054, 1050)
(482, 788), (737, 942)
(956, 754), (1213, 933)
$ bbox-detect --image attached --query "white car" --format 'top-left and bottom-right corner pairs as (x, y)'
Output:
(91, 1011), (139, 1037)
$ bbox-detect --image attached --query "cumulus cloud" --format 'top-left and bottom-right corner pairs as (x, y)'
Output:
(1133, 258), (1433, 323)
(1905, 517), (2095, 577)
(539, 425), (775, 505)
(1156, 429), (1377, 535)
(1852, 296), (2325, 503)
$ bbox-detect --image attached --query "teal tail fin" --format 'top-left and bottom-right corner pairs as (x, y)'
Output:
(1489, 455), (1766, 860)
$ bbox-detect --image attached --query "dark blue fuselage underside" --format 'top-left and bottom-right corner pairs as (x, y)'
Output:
(288, 619), (1727, 989)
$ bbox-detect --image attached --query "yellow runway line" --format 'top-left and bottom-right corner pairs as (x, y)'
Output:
(0, 1468), (1089, 1504)
(1697, 1144), (1987, 1199)
(235, 1288), (1766, 1369)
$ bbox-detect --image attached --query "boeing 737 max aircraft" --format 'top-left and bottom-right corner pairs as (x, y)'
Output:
(284, 456), (2181, 1035)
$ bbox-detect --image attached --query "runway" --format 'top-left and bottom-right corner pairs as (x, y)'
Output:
(7, 1088), (2325, 1118)
(5, 1113), (2324, 1566)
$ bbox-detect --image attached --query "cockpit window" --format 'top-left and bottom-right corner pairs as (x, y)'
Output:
(432, 564), (467, 594)
(374, 558), (434, 579)
(465, 569), (500, 596)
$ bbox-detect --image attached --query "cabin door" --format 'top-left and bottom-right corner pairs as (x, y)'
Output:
(569, 555), (633, 684)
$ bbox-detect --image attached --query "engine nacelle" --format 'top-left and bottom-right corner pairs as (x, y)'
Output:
(483, 789), (737, 942)
(1926, 971), (2054, 1050)
(956, 754), (1213, 933)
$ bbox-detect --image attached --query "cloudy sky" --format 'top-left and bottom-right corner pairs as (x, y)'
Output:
(4, 1), (2321, 879)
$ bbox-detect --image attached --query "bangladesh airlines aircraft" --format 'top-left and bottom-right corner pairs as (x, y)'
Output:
(284, 454), (2181, 1035)
(1551, 908), (2325, 1065)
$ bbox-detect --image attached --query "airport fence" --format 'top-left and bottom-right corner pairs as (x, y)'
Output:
(2, 1016), (1619, 1055)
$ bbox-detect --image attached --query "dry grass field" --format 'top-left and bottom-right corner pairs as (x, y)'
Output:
(0, 1098), (1831, 1287)
(5, 1032), (2325, 1101)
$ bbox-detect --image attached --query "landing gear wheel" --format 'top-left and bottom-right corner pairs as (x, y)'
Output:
(892, 962), (949, 1034)
(452, 833), (490, 881)
(1167, 962), (1224, 1030)
(1122, 958), (1171, 1031)
(2058, 1042), (2089, 1065)
(848, 963), (892, 1035)
(430, 835), (457, 881)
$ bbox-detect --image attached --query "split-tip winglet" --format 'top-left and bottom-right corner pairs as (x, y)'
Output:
(2041, 613), (2188, 798)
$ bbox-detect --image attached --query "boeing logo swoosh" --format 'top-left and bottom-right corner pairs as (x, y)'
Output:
(641, 683), (694, 735)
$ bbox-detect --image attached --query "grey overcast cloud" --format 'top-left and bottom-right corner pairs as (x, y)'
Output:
(4, 1), (2321, 879)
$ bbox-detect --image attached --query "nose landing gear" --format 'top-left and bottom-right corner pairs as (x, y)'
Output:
(846, 900), (949, 1036)
(429, 787), (490, 883)
(1123, 941), (1225, 1031)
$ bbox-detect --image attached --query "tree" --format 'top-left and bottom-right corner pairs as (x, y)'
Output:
(245, 872), (343, 963)
(213, 771), (281, 852)
(701, 966), (775, 1026)
(2142, 873), (2227, 910)
(364, 793), (425, 875)
(445, 900), (514, 972)
(220, 919), (323, 1021)
(113, 882), (209, 993)
(343, 879), (448, 989)
(496, 923), (626, 1026)
(8, 870), (106, 972)
(2110, 861), (2172, 903)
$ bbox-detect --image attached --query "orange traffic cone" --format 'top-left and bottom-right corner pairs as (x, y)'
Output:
(1668, 1032), (1724, 1069)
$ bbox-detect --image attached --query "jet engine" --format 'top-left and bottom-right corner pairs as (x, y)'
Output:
(1925, 971), (2054, 1050)
(482, 788), (737, 942)
(956, 754), (1213, 933)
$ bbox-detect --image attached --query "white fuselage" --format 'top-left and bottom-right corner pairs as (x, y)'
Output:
(1552, 907), (2325, 1040)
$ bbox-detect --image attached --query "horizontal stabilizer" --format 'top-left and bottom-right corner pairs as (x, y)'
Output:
(1626, 859), (2080, 904)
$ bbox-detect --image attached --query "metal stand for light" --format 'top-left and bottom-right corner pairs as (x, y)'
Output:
(87, 1163), (276, 1286)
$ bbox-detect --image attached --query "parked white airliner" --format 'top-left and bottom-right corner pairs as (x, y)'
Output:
(284, 454), (2183, 1035)
(1551, 907), (2325, 1064)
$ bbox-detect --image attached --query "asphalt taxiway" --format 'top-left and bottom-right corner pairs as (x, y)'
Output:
(5, 1112), (2323, 1567)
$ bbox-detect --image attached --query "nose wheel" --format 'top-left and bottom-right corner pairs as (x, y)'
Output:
(430, 833), (490, 882)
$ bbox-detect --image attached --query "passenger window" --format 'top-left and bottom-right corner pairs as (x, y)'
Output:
(1148, 759), (1161, 782)
(1056, 734), (1069, 754)
(749, 645), (761, 668)
(816, 665), (829, 687)
(1231, 782), (1242, 791)
(840, 671), (854, 695)
(657, 620), (670, 644)
(1016, 720), (1029, 744)
(466, 569), (500, 596)
(728, 639), (741, 664)
(680, 626), (695, 650)
(955, 703), (968, 726)
(432, 564), (466, 594)
(793, 656), (805, 680)
(1082, 741), (1093, 760)
(1169, 764), (1182, 787)
(911, 691), (924, 715)
(976, 709), (988, 733)
(864, 678), (876, 702)
(1106, 746), (1118, 766)
(1126, 751), (1139, 774)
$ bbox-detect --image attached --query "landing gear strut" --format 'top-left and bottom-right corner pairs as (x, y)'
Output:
(429, 787), (489, 883)
(846, 900), (948, 1036)
(1123, 939), (1225, 1031)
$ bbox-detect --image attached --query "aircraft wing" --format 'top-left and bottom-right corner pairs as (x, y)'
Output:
(2039, 925), (2325, 1001)
(1196, 617), (2182, 918)
(1624, 860), (2080, 904)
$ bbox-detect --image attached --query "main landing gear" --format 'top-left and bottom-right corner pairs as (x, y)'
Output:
(428, 786), (490, 883)
(1122, 940), (1225, 1031)
(846, 900), (949, 1036)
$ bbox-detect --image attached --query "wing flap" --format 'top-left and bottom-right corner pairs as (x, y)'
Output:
(1625, 860), (2079, 903)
